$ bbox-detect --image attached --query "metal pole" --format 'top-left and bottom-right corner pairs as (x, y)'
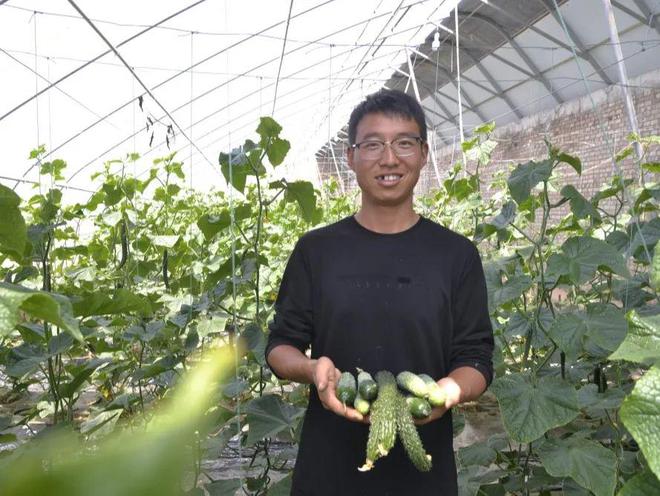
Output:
(600, 0), (644, 165)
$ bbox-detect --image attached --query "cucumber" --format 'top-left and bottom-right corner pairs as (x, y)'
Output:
(353, 392), (371, 415)
(418, 374), (446, 407)
(406, 396), (432, 419)
(336, 371), (356, 406)
(359, 371), (398, 471)
(356, 368), (378, 401)
(396, 371), (428, 398)
(396, 394), (432, 471)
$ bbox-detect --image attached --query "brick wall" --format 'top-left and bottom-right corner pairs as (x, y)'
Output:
(417, 68), (660, 223)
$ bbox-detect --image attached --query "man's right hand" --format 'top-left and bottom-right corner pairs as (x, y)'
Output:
(312, 356), (366, 423)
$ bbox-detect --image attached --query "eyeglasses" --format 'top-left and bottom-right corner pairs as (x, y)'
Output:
(351, 136), (423, 160)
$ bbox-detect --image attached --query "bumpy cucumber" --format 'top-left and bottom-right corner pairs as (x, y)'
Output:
(397, 371), (428, 398)
(359, 371), (398, 471)
(396, 394), (432, 472)
(356, 368), (378, 401)
(336, 371), (356, 405)
(418, 374), (446, 407)
(406, 396), (432, 419)
(353, 391), (371, 415)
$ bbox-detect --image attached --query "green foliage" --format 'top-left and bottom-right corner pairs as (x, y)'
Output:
(0, 123), (657, 494)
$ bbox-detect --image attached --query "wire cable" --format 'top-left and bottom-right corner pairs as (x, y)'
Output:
(0, 0), (209, 125)
(65, 0), (217, 180)
(272, 0), (295, 116)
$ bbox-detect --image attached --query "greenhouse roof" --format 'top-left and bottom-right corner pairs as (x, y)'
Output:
(1, 0), (659, 203)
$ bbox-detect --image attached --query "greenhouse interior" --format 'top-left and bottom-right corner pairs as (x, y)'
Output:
(0, 0), (659, 494)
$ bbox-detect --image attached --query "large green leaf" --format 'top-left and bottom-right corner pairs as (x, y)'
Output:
(197, 204), (252, 241)
(0, 183), (27, 260)
(205, 479), (242, 496)
(268, 473), (293, 496)
(620, 365), (660, 478)
(484, 267), (532, 311)
(652, 246), (660, 291)
(507, 159), (553, 204)
(266, 137), (290, 166)
(609, 310), (660, 363)
(244, 394), (304, 445)
(457, 443), (497, 467)
(617, 470), (660, 496)
(490, 373), (579, 443)
(627, 217), (660, 258)
(546, 236), (630, 284)
(538, 436), (616, 496)
(560, 185), (600, 221)
(0, 282), (82, 341)
(284, 181), (320, 224)
(548, 305), (627, 360)
(72, 289), (152, 317)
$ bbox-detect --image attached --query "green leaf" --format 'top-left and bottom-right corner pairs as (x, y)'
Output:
(205, 479), (242, 496)
(652, 246), (660, 292)
(149, 235), (179, 249)
(546, 236), (630, 284)
(560, 185), (600, 221)
(244, 394), (304, 445)
(620, 365), (660, 478)
(484, 267), (532, 311)
(72, 289), (152, 318)
(240, 322), (266, 365)
(627, 218), (660, 259)
(557, 153), (582, 174)
(538, 437), (616, 496)
(641, 162), (660, 174)
(197, 204), (252, 241)
(490, 373), (579, 443)
(256, 116), (283, 143)
(489, 201), (516, 230)
(266, 137), (290, 166)
(507, 160), (553, 204)
(0, 183), (27, 260)
(617, 470), (660, 496)
(457, 443), (497, 467)
(609, 310), (660, 363)
(219, 147), (251, 194)
(0, 282), (82, 341)
(548, 305), (627, 360)
(267, 473), (293, 496)
(284, 181), (319, 223)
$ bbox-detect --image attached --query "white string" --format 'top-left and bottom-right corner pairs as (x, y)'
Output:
(32, 11), (42, 195)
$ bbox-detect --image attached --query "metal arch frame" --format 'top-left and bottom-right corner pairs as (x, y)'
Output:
(630, 0), (660, 36)
(450, 47), (525, 119)
(536, 0), (613, 84)
(409, 46), (522, 119)
(457, 11), (563, 104)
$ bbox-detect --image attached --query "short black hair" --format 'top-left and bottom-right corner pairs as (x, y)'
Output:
(347, 89), (427, 145)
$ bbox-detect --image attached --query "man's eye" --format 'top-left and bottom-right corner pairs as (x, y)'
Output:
(362, 142), (382, 151)
(396, 139), (415, 148)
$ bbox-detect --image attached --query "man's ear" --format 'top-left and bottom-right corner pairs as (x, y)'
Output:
(347, 147), (356, 172)
(421, 141), (429, 168)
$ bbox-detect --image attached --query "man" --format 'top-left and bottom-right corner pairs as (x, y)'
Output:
(266, 89), (493, 495)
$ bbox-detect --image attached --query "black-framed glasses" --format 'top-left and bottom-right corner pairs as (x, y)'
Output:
(351, 136), (424, 160)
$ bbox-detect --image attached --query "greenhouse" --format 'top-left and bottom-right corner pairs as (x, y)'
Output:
(0, 0), (659, 494)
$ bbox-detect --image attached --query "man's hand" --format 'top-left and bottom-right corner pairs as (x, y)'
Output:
(313, 357), (366, 423)
(413, 377), (456, 426)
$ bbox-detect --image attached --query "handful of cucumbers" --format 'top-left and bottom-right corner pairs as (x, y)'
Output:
(335, 369), (446, 472)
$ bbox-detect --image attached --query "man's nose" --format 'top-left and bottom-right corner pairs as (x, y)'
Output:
(380, 143), (399, 165)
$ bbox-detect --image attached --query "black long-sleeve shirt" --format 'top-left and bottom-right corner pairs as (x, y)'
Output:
(266, 215), (494, 496)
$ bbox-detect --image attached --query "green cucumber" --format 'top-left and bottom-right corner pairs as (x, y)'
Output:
(418, 374), (446, 407)
(406, 396), (432, 419)
(396, 371), (428, 398)
(336, 371), (356, 405)
(359, 371), (398, 471)
(396, 394), (432, 471)
(356, 368), (378, 401)
(353, 392), (371, 415)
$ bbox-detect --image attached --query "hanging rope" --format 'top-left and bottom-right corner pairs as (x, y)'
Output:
(272, 0), (295, 116)
(454, 6), (465, 169)
(327, 44), (345, 194)
(32, 11), (42, 195)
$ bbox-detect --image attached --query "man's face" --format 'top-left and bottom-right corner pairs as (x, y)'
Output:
(347, 112), (428, 209)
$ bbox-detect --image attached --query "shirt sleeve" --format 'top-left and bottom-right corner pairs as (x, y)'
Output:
(449, 243), (495, 386)
(265, 239), (314, 372)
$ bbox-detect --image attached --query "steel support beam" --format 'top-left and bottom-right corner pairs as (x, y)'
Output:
(631, 0), (660, 36)
(458, 11), (563, 104)
(538, 0), (613, 84)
